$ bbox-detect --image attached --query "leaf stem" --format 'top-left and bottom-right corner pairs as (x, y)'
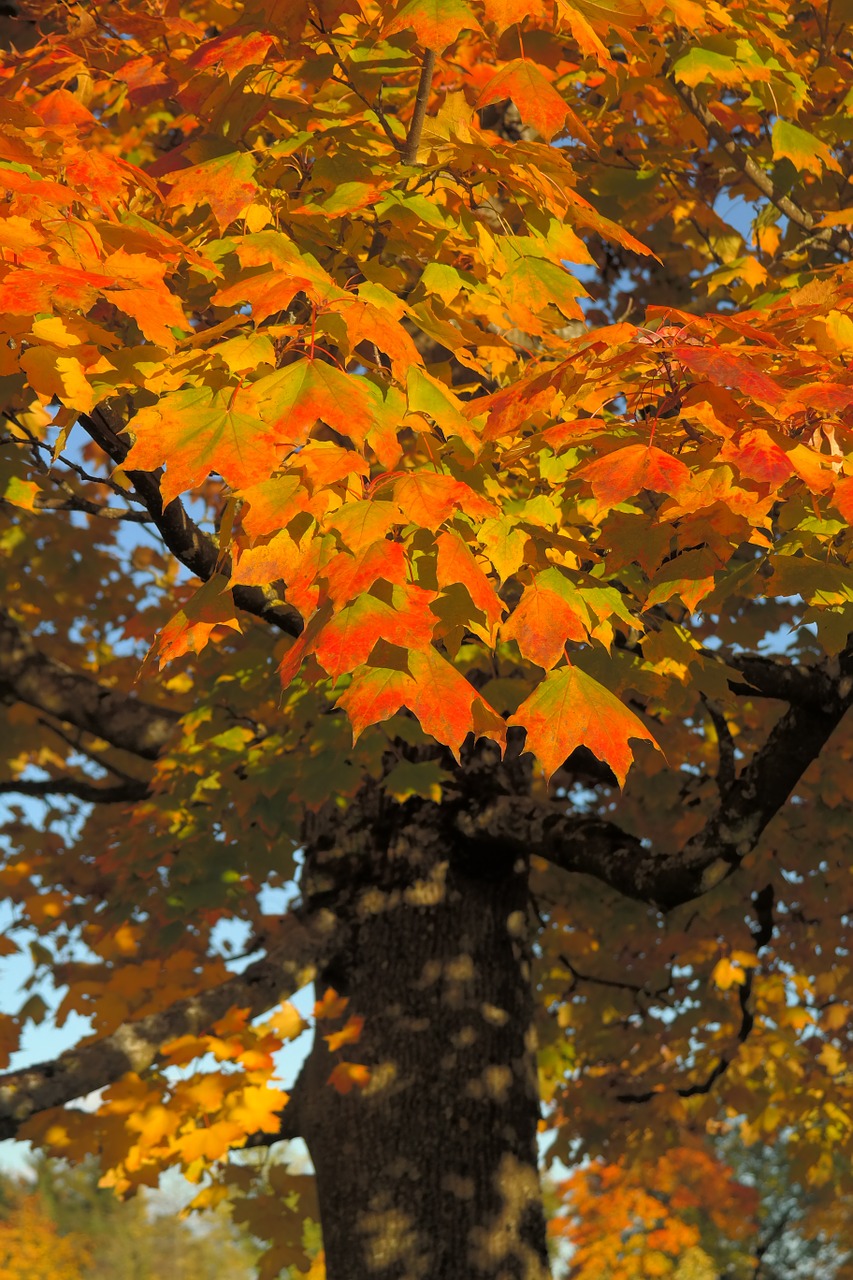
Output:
(402, 49), (436, 166)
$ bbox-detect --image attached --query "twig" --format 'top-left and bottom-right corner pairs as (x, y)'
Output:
(616, 886), (774, 1104)
(312, 20), (403, 154)
(402, 49), (436, 166)
(0, 776), (149, 803)
(1, 429), (151, 521)
(0, 495), (152, 522)
(702, 696), (736, 793)
(560, 954), (674, 1005)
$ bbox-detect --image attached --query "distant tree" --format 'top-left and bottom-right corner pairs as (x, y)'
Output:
(550, 1136), (853, 1280)
(0, 1174), (89, 1280)
(550, 1145), (757, 1279)
(715, 1136), (853, 1280)
(1, 1157), (258, 1280)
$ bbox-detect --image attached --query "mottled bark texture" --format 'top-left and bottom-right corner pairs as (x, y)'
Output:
(297, 808), (550, 1280)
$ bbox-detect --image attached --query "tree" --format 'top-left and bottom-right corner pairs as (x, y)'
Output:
(35, 1156), (261, 1280)
(0, 1175), (89, 1280)
(0, 1157), (259, 1278)
(0, 1), (852, 1276)
(550, 1135), (853, 1279)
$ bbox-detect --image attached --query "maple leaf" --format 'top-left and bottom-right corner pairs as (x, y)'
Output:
(476, 516), (530, 582)
(329, 499), (404, 553)
(313, 584), (437, 679)
(214, 256), (346, 321)
(673, 344), (785, 410)
(152, 579), (242, 666)
(335, 662), (415, 741)
(579, 445), (691, 507)
(175, 1120), (245, 1163)
(347, 301), (424, 374)
(718, 429), (795, 487)
(501, 569), (589, 669)
(164, 152), (258, 233)
(252, 360), (375, 450)
(771, 119), (841, 176)
(104, 249), (189, 349)
(328, 1062), (371, 1094)
(406, 647), (506, 759)
(19, 347), (99, 415)
(323, 539), (408, 608)
(435, 529), (504, 640)
(645, 547), (720, 614)
(278, 605), (332, 686)
(324, 1014), (365, 1052)
(227, 1084), (289, 1135)
(510, 664), (659, 783)
(476, 60), (592, 144)
(500, 255), (586, 321)
(314, 989), (349, 1020)
(232, 529), (326, 617)
(237, 476), (310, 538)
(124, 386), (287, 504)
(383, 0), (483, 52)
(267, 1003), (308, 1040)
(393, 471), (498, 529)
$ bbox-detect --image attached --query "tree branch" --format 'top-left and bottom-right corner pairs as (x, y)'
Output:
(25, 496), (152, 523)
(0, 908), (341, 1140)
(669, 76), (853, 257)
(402, 49), (436, 166)
(455, 805), (654, 901)
(677, 683), (853, 900)
(616, 883), (775, 1103)
(0, 610), (178, 760)
(462, 648), (853, 909)
(35, 716), (145, 785)
(0, 776), (148, 803)
(720, 650), (840, 705)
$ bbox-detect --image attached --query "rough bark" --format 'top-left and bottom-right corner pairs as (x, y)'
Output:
(297, 809), (550, 1280)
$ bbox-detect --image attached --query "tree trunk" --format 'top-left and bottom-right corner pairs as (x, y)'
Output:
(298, 802), (550, 1280)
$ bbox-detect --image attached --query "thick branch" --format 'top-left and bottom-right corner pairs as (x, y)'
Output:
(463, 657), (853, 909)
(0, 909), (340, 1140)
(670, 76), (853, 257)
(0, 610), (178, 760)
(676, 688), (853, 897)
(81, 406), (303, 637)
(455, 806), (653, 901)
(722, 650), (840, 705)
